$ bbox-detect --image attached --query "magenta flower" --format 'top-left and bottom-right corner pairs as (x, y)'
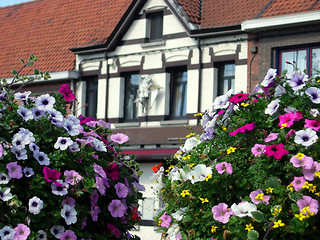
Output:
(104, 162), (120, 180)
(59, 230), (77, 240)
(249, 189), (270, 205)
(114, 182), (129, 198)
(286, 129), (296, 139)
(159, 212), (172, 228)
(58, 84), (76, 102)
(229, 122), (256, 136)
(64, 170), (83, 185)
(110, 133), (129, 144)
(108, 200), (126, 218)
(291, 176), (306, 191)
(229, 93), (249, 104)
(251, 144), (266, 157)
(264, 144), (289, 160)
(6, 162), (22, 179)
(215, 162), (233, 174)
(107, 224), (121, 238)
(304, 119), (320, 131)
(278, 112), (303, 128)
(297, 195), (319, 215)
(290, 154), (313, 169)
(43, 166), (61, 186)
(263, 133), (278, 142)
(211, 203), (233, 224)
(14, 224), (30, 240)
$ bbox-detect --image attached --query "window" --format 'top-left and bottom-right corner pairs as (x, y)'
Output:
(279, 46), (320, 76)
(123, 73), (140, 121)
(85, 77), (98, 119)
(146, 11), (163, 41)
(217, 62), (235, 96)
(169, 68), (187, 119)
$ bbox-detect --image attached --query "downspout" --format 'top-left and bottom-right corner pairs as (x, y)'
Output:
(105, 53), (109, 122)
(197, 38), (202, 125)
(249, 46), (258, 92)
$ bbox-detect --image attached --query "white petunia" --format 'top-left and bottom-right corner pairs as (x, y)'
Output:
(50, 225), (65, 239)
(36, 230), (47, 240)
(61, 204), (77, 225)
(231, 201), (257, 218)
(0, 172), (10, 184)
(28, 196), (44, 215)
(294, 128), (318, 147)
(181, 137), (201, 153)
(54, 137), (74, 151)
(0, 187), (13, 202)
(171, 207), (187, 221)
(265, 99), (280, 115)
(187, 164), (212, 184)
(0, 226), (15, 240)
(51, 180), (69, 196)
(35, 94), (55, 111)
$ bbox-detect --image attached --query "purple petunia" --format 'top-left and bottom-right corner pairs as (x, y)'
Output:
(291, 176), (306, 191)
(110, 133), (129, 144)
(305, 87), (320, 104)
(297, 195), (319, 215)
(6, 161), (23, 179)
(215, 162), (233, 174)
(59, 230), (77, 240)
(108, 199), (127, 218)
(288, 72), (308, 91)
(64, 170), (82, 185)
(114, 182), (129, 198)
(251, 144), (266, 157)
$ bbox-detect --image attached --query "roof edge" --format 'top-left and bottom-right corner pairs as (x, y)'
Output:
(190, 24), (242, 38)
(242, 10), (320, 31)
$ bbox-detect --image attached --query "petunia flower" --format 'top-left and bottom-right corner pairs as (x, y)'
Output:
(302, 162), (320, 181)
(278, 112), (303, 128)
(51, 180), (69, 196)
(43, 166), (61, 185)
(28, 196), (44, 215)
(14, 91), (31, 101)
(249, 189), (270, 205)
(64, 170), (83, 185)
(17, 105), (33, 121)
(54, 137), (74, 151)
(33, 151), (50, 165)
(0, 187), (13, 202)
(231, 201), (257, 218)
(159, 212), (172, 228)
(14, 224), (30, 240)
(229, 122), (256, 136)
(211, 203), (233, 224)
(265, 144), (289, 160)
(104, 162), (120, 180)
(108, 200), (126, 218)
(58, 84), (76, 102)
(297, 195), (319, 215)
(305, 87), (320, 104)
(265, 99), (280, 115)
(304, 119), (320, 131)
(229, 93), (249, 104)
(290, 154), (314, 169)
(0, 172), (10, 184)
(115, 182), (129, 198)
(61, 204), (77, 225)
(180, 137), (201, 153)
(215, 162), (233, 174)
(31, 107), (46, 121)
(36, 230), (47, 240)
(187, 164), (212, 184)
(310, 108), (319, 117)
(35, 94), (55, 111)
(6, 161), (23, 179)
(110, 133), (129, 144)
(107, 224), (121, 238)
(287, 72), (308, 91)
(263, 133), (279, 142)
(50, 225), (65, 239)
(261, 68), (277, 87)
(0, 226), (15, 240)
(251, 144), (266, 157)
(290, 176), (306, 191)
(294, 128), (318, 147)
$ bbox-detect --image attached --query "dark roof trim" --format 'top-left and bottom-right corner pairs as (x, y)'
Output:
(254, 0), (275, 19)
(190, 24), (242, 38)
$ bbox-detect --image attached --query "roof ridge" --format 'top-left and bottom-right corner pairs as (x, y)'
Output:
(254, 0), (275, 19)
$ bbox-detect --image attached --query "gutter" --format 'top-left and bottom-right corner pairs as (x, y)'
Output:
(242, 10), (320, 31)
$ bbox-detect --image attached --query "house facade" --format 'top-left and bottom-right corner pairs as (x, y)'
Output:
(1, 0), (319, 238)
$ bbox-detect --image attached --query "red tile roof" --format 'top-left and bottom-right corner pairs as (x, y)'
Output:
(200, 0), (270, 28)
(0, 0), (132, 77)
(259, 0), (320, 18)
(176, 0), (201, 23)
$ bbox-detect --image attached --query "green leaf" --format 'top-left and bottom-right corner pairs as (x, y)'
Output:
(34, 69), (39, 75)
(19, 58), (25, 64)
(266, 176), (280, 188)
(11, 69), (17, 75)
(251, 211), (264, 222)
(289, 192), (303, 202)
(247, 230), (259, 240)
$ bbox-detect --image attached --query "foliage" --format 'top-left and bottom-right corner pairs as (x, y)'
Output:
(0, 57), (144, 240)
(154, 66), (320, 240)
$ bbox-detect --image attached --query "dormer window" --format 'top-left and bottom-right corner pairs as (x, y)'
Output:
(146, 11), (163, 41)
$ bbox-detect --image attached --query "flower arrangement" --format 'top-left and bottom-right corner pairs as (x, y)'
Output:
(0, 57), (144, 240)
(154, 66), (320, 240)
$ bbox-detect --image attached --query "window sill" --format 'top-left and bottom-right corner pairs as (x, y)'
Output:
(160, 119), (188, 126)
(141, 40), (166, 48)
(114, 122), (140, 128)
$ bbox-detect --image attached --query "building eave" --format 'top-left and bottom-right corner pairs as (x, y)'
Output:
(242, 10), (320, 32)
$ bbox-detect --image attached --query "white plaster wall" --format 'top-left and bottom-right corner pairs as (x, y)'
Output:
(201, 68), (214, 111)
(143, 0), (166, 11)
(186, 69), (199, 114)
(144, 54), (163, 70)
(108, 77), (124, 118)
(122, 19), (146, 41)
(147, 73), (167, 116)
(235, 65), (248, 93)
(164, 14), (186, 34)
(75, 80), (86, 116)
(96, 78), (107, 119)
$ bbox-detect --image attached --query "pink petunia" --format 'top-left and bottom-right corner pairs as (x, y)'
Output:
(215, 162), (233, 174)
(263, 133), (278, 142)
(297, 196), (319, 215)
(304, 119), (320, 131)
(290, 176), (306, 191)
(249, 189), (270, 205)
(14, 224), (30, 240)
(251, 144), (266, 157)
(159, 212), (172, 228)
(229, 93), (249, 104)
(229, 122), (256, 136)
(58, 84), (76, 102)
(110, 133), (129, 144)
(265, 144), (289, 160)
(278, 112), (303, 128)
(290, 154), (314, 169)
(211, 203), (233, 224)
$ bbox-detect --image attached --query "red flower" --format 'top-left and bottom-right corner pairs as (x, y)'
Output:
(131, 206), (141, 221)
(104, 162), (120, 180)
(265, 144), (289, 160)
(152, 163), (162, 173)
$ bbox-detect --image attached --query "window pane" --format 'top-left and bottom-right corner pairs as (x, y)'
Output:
(312, 48), (320, 76)
(86, 78), (98, 118)
(171, 70), (187, 118)
(149, 12), (163, 41)
(281, 50), (307, 73)
(124, 73), (140, 121)
(217, 63), (235, 96)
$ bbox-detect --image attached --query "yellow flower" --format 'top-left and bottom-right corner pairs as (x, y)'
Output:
(315, 192), (320, 197)
(287, 184), (294, 192)
(200, 197), (209, 204)
(194, 112), (203, 117)
(245, 223), (254, 231)
(295, 153), (305, 159)
(165, 165), (175, 172)
(280, 123), (287, 129)
(309, 185), (317, 193)
(227, 147), (236, 155)
(189, 163), (195, 168)
(222, 126), (227, 131)
(273, 220), (285, 228)
(314, 171), (320, 178)
(266, 187), (274, 194)
(182, 155), (191, 160)
(186, 133), (195, 138)
(211, 226), (218, 233)
(241, 102), (249, 107)
(205, 174), (212, 181)
(302, 181), (311, 189)
(180, 190), (190, 197)
(255, 193), (264, 200)
(295, 212), (306, 221)
(272, 208), (282, 216)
